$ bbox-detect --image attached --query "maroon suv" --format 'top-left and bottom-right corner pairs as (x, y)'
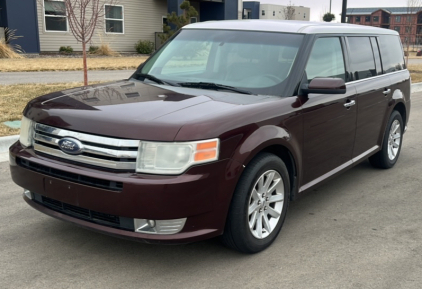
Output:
(10, 20), (410, 253)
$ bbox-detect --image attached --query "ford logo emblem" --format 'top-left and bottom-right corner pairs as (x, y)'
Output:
(58, 137), (84, 155)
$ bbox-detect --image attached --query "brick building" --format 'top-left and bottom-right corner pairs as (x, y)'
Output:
(346, 7), (422, 44)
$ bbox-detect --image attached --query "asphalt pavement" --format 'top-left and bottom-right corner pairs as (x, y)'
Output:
(0, 70), (135, 85)
(1, 93), (422, 288)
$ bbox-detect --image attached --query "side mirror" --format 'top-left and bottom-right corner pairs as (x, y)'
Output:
(301, 78), (346, 95)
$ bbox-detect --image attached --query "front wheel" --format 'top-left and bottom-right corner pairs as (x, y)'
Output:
(369, 110), (404, 169)
(221, 153), (290, 253)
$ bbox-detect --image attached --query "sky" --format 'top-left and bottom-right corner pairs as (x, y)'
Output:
(259, 0), (409, 21)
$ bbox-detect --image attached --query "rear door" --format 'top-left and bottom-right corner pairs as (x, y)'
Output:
(346, 36), (391, 158)
(300, 36), (358, 188)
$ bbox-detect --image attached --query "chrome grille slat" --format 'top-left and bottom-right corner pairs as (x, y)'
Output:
(33, 123), (139, 171)
(34, 144), (136, 170)
(35, 123), (140, 147)
(34, 133), (138, 159)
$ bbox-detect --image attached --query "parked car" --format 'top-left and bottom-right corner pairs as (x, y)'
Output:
(10, 20), (410, 253)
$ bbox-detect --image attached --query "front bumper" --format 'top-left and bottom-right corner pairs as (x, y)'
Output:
(10, 142), (243, 244)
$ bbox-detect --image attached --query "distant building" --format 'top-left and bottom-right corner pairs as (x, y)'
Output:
(346, 7), (422, 44)
(243, 2), (310, 21)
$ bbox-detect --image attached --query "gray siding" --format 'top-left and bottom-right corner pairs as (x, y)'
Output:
(37, 0), (168, 52)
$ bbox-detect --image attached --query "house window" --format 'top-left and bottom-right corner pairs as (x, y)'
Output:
(304, 13), (306, 19)
(365, 16), (370, 22)
(105, 5), (124, 34)
(373, 16), (379, 22)
(406, 26), (411, 33)
(407, 16), (412, 23)
(394, 26), (400, 33)
(273, 11), (275, 16)
(44, 0), (67, 32)
(162, 16), (168, 32)
(190, 17), (197, 23)
(396, 16), (401, 23)
(356, 16), (361, 22)
(262, 10), (265, 16)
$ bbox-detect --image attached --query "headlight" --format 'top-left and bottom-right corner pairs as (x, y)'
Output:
(136, 139), (219, 175)
(19, 116), (35, 148)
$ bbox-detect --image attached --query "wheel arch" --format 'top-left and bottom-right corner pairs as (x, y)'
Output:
(393, 101), (407, 127)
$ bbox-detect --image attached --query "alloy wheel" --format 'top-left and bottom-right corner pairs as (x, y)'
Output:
(248, 170), (284, 239)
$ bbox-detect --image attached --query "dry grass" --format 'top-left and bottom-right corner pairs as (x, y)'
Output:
(408, 63), (422, 82)
(0, 56), (147, 72)
(93, 43), (120, 56)
(0, 82), (99, 136)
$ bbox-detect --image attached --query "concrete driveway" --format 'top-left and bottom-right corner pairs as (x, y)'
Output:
(1, 93), (422, 289)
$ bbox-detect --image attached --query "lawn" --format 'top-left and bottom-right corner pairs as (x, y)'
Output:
(0, 82), (96, 136)
(0, 56), (147, 72)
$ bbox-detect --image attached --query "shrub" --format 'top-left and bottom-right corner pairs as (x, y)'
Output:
(89, 45), (99, 54)
(0, 28), (24, 59)
(59, 46), (73, 53)
(135, 40), (154, 55)
(94, 43), (119, 56)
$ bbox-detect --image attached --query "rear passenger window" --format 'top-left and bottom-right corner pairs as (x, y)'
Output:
(378, 35), (406, 73)
(347, 37), (376, 80)
(305, 37), (345, 82)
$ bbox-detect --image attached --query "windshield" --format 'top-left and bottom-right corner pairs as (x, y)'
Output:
(132, 29), (304, 96)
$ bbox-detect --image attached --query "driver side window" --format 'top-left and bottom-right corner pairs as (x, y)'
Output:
(305, 37), (346, 82)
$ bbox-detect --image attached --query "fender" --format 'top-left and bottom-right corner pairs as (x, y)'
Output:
(231, 125), (303, 195)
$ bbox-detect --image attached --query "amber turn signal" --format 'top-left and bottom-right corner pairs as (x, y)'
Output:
(194, 150), (217, 162)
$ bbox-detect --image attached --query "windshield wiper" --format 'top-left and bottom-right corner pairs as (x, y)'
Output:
(178, 82), (254, 95)
(132, 73), (177, 86)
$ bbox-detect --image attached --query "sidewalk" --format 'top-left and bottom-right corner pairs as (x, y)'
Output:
(0, 70), (135, 85)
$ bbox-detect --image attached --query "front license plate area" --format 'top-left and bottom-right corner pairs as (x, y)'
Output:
(43, 177), (78, 205)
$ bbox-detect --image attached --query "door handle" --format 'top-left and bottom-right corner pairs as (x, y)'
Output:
(344, 100), (356, 108)
(383, 89), (391, 96)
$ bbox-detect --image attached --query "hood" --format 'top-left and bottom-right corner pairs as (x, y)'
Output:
(25, 80), (277, 141)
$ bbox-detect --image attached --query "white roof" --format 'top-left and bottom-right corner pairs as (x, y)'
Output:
(183, 20), (399, 36)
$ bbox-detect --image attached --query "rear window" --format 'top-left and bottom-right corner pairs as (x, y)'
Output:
(378, 35), (406, 73)
(347, 37), (376, 80)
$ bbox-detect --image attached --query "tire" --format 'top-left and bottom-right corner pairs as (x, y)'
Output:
(221, 153), (290, 253)
(369, 110), (404, 169)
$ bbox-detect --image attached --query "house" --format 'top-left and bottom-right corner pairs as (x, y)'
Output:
(243, 1), (310, 21)
(346, 7), (422, 44)
(0, 0), (240, 53)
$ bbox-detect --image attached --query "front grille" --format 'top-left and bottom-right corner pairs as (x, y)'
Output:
(33, 123), (139, 171)
(32, 193), (134, 231)
(17, 158), (123, 191)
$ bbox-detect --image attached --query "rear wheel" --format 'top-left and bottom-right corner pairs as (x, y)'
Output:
(221, 153), (290, 253)
(369, 110), (404, 169)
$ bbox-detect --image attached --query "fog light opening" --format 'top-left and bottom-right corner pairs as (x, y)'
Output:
(134, 218), (187, 235)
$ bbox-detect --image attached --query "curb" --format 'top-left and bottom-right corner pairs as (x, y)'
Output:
(0, 135), (19, 154)
(411, 82), (422, 93)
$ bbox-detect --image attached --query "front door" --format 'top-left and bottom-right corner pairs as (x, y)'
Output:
(300, 37), (358, 190)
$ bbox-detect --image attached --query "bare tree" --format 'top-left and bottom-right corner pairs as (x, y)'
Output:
(283, 1), (296, 20)
(405, 0), (422, 66)
(39, 0), (117, 85)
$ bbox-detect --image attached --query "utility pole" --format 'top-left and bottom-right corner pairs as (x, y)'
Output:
(330, 0), (332, 13)
(341, 0), (347, 23)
